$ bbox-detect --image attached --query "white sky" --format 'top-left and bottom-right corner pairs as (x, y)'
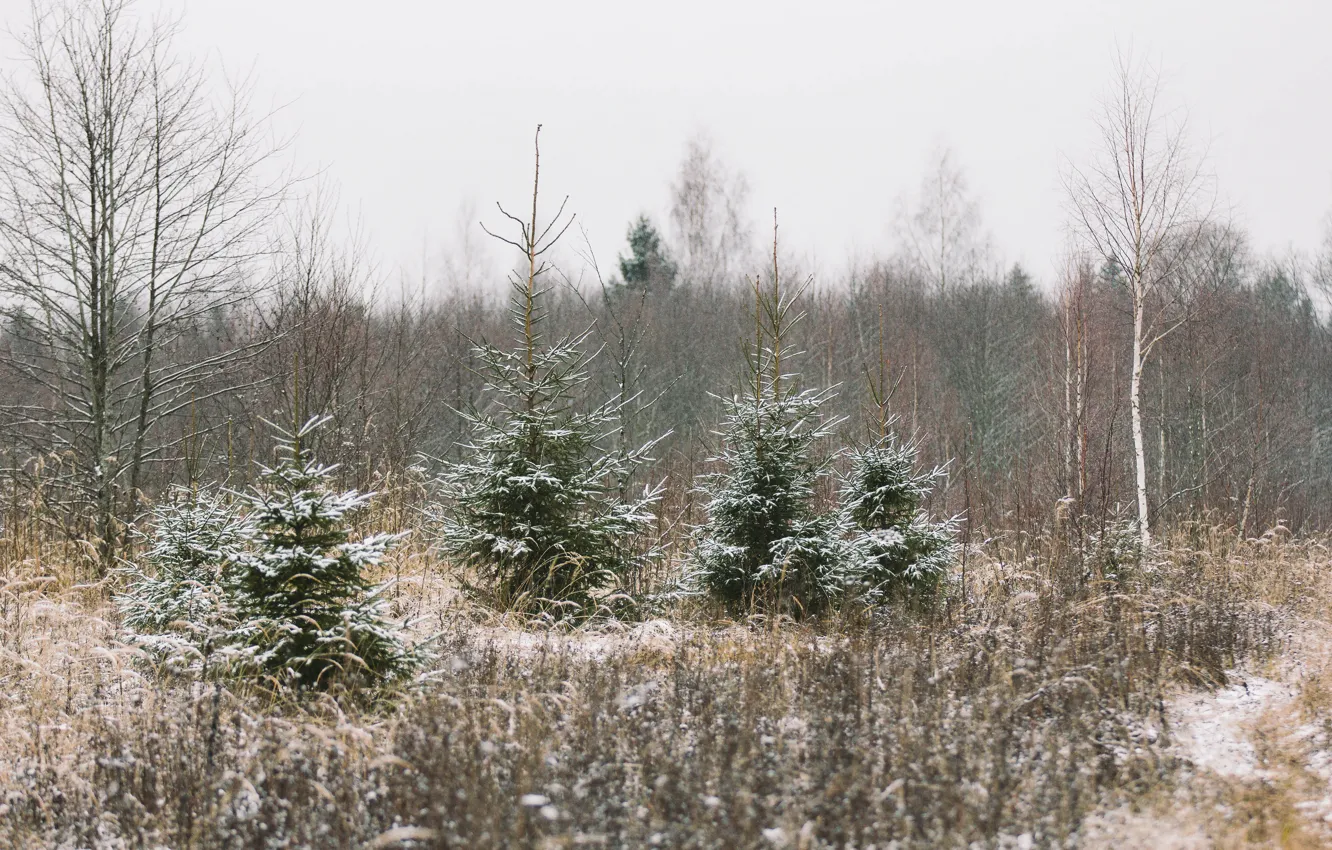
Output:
(2, 0), (1330, 289)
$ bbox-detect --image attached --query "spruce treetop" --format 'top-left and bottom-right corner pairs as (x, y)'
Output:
(435, 127), (662, 615)
(617, 215), (677, 296)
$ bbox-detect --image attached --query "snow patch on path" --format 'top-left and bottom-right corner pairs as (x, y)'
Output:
(1169, 673), (1296, 779)
(1079, 805), (1210, 849)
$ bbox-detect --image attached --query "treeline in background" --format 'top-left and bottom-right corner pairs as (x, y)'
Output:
(1, 0), (1330, 575)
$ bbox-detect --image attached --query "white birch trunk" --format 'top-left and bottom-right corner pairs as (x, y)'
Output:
(1130, 292), (1151, 546)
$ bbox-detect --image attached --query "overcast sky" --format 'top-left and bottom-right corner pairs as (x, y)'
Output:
(2, 0), (1329, 289)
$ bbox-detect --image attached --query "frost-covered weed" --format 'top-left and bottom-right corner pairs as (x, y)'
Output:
(1, 544), (1287, 849)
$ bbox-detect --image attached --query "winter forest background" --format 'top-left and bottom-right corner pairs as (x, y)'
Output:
(5, 0), (1332, 847)
(2, 5), (1331, 569)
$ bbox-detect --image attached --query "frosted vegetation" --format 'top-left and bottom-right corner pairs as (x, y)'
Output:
(119, 417), (423, 690)
(117, 489), (248, 672)
(2, 1), (1332, 847)
(430, 266), (664, 615)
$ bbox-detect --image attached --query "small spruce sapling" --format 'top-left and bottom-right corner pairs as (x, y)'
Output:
(434, 126), (662, 615)
(690, 213), (849, 616)
(118, 487), (247, 672)
(841, 331), (957, 603)
(842, 432), (958, 603)
(230, 416), (419, 689)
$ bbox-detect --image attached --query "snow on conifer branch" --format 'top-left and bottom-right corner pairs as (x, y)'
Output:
(688, 212), (851, 616)
(117, 486), (248, 673)
(432, 128), (663, 616)
(227, 415), (423, 689)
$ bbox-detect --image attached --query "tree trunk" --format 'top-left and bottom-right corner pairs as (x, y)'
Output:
(1130, 293), (1151, 547)
(1063, 299), (1074, 499)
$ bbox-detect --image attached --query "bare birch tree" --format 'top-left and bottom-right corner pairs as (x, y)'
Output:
(0, 0), (282, 570)
(1065, 51), (1214, 546)
(897, 146), (989, 294)
(668, 133), (752, 289)
(1057, 252), (1094, 505)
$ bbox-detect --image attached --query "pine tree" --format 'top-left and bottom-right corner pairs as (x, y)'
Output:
(616, 215), (677, 296)
(690, 214), (849, 616)
(229, 416), (419, 689)
(117, 487), (246, 672)
(840, 318), (958, 605)
(435, 127), (662, 615)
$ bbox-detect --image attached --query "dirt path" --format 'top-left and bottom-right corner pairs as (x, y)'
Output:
(1084, 624), (1332, 848)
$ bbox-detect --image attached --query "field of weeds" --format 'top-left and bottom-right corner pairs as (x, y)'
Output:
(0, 527), (1324, 849)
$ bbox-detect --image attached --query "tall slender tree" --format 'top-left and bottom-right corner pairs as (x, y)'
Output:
(1065, 51), (1214, 546)
(668, 134), (752, 289)
(897, 146), (989, 294)
(434, 127), (663, 614)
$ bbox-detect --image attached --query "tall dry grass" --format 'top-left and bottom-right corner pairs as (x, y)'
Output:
(0, 511), (1312, 848)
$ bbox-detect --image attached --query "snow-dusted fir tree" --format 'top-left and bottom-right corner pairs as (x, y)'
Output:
(117, 487), (247, 672)
(841, 343), (958, 603)
(841, 432), (958, 603)
(690, 215), (849, 616)
(434, 127), (661, 615)
(229, 416), (419, 689)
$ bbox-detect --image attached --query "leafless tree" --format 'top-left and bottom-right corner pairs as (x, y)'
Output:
(668, 133), (752, 289)
(0, 0), (283, 569)
(1317, 212), (1332, 293)
(897, 146), (990, 294)
(1065, 51), (1215, 546)
(437, 197), (493, 296)
(256, 185), (382, 458)
(1056, 252), (1095, 505)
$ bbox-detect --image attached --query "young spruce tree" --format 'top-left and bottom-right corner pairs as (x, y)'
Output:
(691, 214), (849, 617)
(435, 127), (662, 615)
(841, 331), (958, 603)
(230, 416), (419, 689)
(842, 434), (958, 602)
(118, 486), (247, 672)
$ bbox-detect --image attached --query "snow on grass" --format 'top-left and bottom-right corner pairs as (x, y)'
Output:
(1169, 672), (1295, 779)
(1079, 805), (1211, 849)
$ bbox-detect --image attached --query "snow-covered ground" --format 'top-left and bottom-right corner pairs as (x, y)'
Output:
(1169, 673), (1296, 780)
(1082, 625), (1332, 847)
(1079, 673), (1296, 849)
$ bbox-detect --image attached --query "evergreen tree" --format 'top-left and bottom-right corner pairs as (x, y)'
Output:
(436, 128), (662, 614)
(690, 217), (849, 616)
(616, 215), (677, 295)
(841, 432), (958, 603)
(117, 487), (246, 672)
(842, 334), (958, 603)
(230, 416), (419, 689)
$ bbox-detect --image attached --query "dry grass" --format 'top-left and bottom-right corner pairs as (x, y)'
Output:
(0, 522), (1317, 848)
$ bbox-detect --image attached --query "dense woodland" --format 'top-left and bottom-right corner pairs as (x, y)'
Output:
(0, 10), (1329, 583)
(2, 114), (1329, 568)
